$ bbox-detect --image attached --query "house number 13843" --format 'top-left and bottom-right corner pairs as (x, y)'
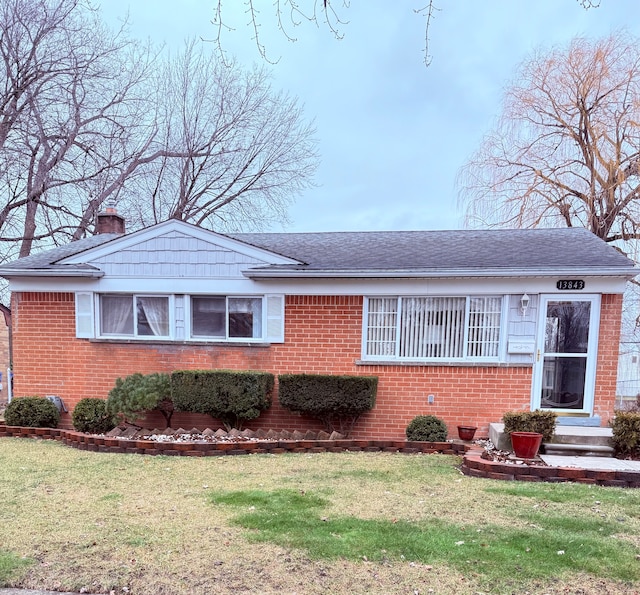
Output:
(556, 279), (585, 290)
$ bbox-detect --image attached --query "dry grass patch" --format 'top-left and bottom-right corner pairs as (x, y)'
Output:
(0, 438), (638, 594)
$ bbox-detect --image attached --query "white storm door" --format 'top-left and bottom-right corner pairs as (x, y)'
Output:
(531, 295), (600, 414)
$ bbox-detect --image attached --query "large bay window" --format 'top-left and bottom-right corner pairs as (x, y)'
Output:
(364, 296), (503, 361)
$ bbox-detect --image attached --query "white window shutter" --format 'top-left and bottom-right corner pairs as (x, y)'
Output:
(75, 292), (94, 338)
(265, 294), (285, 343)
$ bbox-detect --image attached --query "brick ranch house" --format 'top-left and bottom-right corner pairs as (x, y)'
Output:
(0, 210), (635, 439)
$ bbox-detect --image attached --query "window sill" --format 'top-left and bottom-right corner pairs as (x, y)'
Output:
(88, 338), (272, 348)
(355, 359), (532, 368)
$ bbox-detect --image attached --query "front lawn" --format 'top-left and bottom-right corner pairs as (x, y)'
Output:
(0, 438), (638, 594)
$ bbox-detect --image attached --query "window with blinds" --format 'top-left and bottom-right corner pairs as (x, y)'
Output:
(364, 296), (503, 361)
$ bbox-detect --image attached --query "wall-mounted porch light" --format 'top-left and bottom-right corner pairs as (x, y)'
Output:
(520, 293), (530, 317)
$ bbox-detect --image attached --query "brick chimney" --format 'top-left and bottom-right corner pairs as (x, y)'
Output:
(96, 205), (125, 235)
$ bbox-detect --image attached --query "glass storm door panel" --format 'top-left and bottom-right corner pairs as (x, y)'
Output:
(533, 296), (600, 413)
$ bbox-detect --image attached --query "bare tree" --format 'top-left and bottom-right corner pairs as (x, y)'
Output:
(459, 32), (640, 247)
(0, 0), (156, 259)
(211, 1), (601, 67)
(0, 0), (318, 267)
(122, 40), (317, 232)
(457, 31), (640, 343)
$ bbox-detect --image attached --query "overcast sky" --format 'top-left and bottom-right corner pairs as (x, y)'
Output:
(100, 1), (640, 233)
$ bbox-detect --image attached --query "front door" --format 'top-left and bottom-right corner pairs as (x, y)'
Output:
(532, 295), (600, 414)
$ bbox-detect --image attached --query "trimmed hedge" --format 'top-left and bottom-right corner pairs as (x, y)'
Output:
(405, 415), (447, 442)
(72, 398), (116, 434)
(277, 374), (378, 436)
(171, 369), (274, 430)
(502, 410), (557, 443)
(4, 397), (60, 428)
(106, 373), (173, 428)
(611, 411), (640, 457)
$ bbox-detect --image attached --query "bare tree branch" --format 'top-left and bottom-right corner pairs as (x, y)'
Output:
(0, 0), (318, 269)
(458, 30), (640, 340)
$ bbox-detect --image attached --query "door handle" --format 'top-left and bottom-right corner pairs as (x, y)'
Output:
(536, 349), (540, 362)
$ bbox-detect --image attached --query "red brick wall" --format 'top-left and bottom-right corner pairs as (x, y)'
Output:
(10, 292), (622, 439)
(593, 293), (623, 424)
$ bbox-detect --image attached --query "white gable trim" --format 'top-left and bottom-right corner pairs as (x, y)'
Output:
(57, 220), (301, 267)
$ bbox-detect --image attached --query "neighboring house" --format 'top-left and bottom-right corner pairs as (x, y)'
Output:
(0, 209), (635, 438)
(616, 343), (640, 407)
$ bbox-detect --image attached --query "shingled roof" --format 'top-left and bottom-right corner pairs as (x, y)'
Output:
(0, 224), (635, 279)
(0, 233), (119, 277)
(230, 227), (636, 278)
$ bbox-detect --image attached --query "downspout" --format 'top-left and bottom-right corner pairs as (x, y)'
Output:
(0, 303), (12, 404)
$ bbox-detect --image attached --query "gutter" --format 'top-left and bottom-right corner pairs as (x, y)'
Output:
(242, 266), (639, 280)
(0, 268), (104, 279)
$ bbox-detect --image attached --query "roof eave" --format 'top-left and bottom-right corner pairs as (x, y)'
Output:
(243, 267), (639, 280)
(0, 268), (105, 279)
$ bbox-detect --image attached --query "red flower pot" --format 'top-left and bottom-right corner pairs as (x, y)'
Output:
(457, 426), (477, 441)
(510, 431), (543, 459)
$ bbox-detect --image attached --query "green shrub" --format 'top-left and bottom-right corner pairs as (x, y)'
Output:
(106, 373), (173, 428)
(502, 410), (557, 443)
(611, 411), (640, 457)
(72, 398), (116, 434)
(278, 374), (378, 436)
(4, 397), (60, 428)
(171, 369), (274, 430)
(405, 415), (448, 442)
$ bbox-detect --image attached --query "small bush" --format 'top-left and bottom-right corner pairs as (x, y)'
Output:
(405, 415), (448, 442)
(278, 374), (378, 436)
(4, 397), (60, 428)
(611, 411), (640, 457)
(172, 369), (274, 430)
(106, 373), (173, 427)
(72, 398), (116, 434)
(502, 410), (557, 443)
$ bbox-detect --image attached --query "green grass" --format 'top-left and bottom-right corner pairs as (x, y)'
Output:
(0, 438), (639, 594)
(0, 550), (31, 586)
(210, 487), (640, 590)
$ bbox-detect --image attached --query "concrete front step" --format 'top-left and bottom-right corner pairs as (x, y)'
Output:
(489, 422), (614, 455)
(542, 442), (615, 457)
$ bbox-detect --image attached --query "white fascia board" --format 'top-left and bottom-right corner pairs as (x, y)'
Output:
(236, 275), (631, 295)
(0, 267), (104, 278)
(57, 220), (301, 266)
(6, 276), (266, 294)
(6, 273), (630, 295)
(243, 266), (638, 280)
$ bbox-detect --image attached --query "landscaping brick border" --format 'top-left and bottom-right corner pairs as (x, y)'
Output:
(0, 424), (465, 457)
(2, 425), (638, 487)
(461, 447), (640, 488)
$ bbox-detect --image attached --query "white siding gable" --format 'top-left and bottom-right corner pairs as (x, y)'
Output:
(89, 230), (269, 278)
(57, 220), (299, 280)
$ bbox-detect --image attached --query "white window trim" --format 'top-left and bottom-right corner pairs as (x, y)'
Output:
(76, 292), (285, 344)
(362, 295), (506, 363)
(186, 295), (265, 342)
(184, 294), (285, 343)
(96, 293), (174, 340)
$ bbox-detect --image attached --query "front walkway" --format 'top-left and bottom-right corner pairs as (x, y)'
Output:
(541, 454), (640, 471)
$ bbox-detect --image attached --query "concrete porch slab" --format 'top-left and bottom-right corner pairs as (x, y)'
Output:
(489, 422), (614, 451)
(557, 415), (601, 427)
(540, 454), (640, 471)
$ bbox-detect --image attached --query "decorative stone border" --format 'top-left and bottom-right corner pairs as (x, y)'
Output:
(0, 424), (465, 457)
(2, 425), (638, 487)
(461, 447), (640, 488)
